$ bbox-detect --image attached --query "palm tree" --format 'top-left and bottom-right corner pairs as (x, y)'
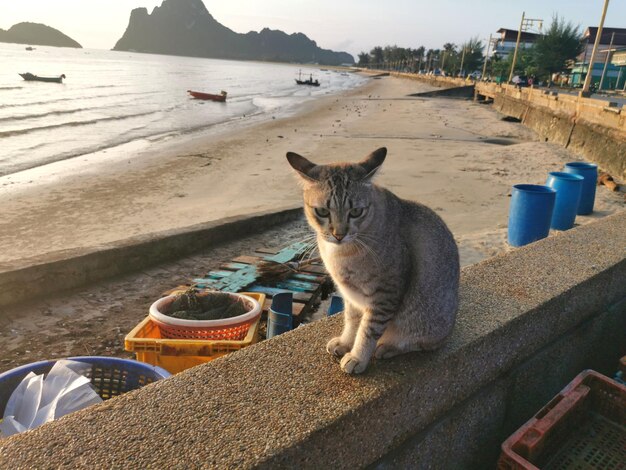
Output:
(459, 37), (484, 76)
(370, 46), (384, 69)
(358, 52), (370, 67)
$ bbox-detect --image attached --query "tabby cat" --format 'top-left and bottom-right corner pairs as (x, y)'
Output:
(287, 147), (459, 374)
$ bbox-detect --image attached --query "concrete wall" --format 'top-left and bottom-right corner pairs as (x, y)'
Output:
(1, 212), (624, 469)
(475, 82), (626, 179)
(0, 207), (302, 310)
(386, 72), (625, 179)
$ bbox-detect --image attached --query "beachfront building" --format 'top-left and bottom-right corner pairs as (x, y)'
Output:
(570, 27), (626, 90)
(491, 28), (539, 60)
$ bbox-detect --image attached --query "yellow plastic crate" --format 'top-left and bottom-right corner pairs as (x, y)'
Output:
(125, 293), (265, 374)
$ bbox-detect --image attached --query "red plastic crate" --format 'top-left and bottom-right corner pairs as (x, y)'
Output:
(498, 370), (626, 470)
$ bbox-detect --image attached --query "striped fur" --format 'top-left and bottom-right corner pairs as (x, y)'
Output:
(287, 148), (460, 374)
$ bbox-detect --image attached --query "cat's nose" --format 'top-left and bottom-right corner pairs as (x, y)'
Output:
(333, 233), (345, 241)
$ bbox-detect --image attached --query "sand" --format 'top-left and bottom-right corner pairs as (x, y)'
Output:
(1, 74), (623, 269)
(0, 74), (624, 371)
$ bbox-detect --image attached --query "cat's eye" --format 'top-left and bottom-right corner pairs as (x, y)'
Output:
(314, 207), (330, 218)
(349, 207), (364, 218)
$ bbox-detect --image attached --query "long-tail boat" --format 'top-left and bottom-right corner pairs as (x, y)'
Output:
(187, 90), (227, 102)
(19, 73), (66, 83)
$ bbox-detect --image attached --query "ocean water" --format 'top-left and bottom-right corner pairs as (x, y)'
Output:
(0, 43), (366, 176)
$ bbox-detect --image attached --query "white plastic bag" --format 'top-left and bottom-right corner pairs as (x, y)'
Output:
(1, 360), (103, 438)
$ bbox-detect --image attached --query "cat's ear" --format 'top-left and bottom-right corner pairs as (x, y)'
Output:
(286, 152), (318, 182)
(359, 147), (387, 180)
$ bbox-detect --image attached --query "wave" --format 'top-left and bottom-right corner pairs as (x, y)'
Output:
(0, 107), (91, 123)
(0, 108), (263, 177)
(0, 90), (162, 110)
(0, 86), (23, 91)
(0, 110), (160, 138)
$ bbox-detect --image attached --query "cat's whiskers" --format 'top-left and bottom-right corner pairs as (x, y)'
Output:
(299, 239), (319, 263)
(354, 236), (383, 268)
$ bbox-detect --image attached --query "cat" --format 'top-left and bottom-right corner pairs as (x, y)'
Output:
(287, 147), (459, 374)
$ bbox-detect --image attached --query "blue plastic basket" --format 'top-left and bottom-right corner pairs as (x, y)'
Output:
(0, 356), (170, 414)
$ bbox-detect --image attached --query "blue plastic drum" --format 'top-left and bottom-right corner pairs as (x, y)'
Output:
(508, 184), (556, 247)
(546, 172), (584, 230)
(267, 292), (293, 338)
(563, 162), (597, 215)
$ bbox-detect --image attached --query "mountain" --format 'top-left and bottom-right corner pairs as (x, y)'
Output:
(0, 22), (82, 48)
(113, 0), (353, 65)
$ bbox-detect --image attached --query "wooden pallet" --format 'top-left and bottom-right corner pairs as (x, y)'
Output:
(189, 242), (331, 319)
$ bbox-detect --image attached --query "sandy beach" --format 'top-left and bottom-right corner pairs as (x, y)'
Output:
(0, 73), (624, 372)
(1, 74), (623, 269)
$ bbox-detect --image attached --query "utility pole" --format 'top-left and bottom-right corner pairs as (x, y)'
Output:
(599, 31), (615, 90)
(508, 12), (525, 83)
(508, 12), (543, 83)
(481, 34), (493, 80)
(459, 47), (466, 77)
(582, 0), (610, 95)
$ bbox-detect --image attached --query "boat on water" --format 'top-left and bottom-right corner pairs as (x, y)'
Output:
(295, 70), (320, 87)
(19, 73), (66, 83)
(25, 46), (35, 51)
(187, 90), (227, 102)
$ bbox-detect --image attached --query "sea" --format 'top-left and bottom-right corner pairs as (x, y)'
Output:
(0, 43), (366, 177)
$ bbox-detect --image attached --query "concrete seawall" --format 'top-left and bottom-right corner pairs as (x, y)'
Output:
(1, 212), (624, 468)
(476, 82), (626, 180)
(0, 207), (302, 310)
(386, 71), (625, 179)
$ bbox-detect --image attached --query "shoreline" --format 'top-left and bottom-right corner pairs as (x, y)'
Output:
(0, 75), (623, 267)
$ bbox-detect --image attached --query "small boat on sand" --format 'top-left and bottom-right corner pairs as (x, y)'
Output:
(19, 73), (66, 83)
(187, 90), (227, 102)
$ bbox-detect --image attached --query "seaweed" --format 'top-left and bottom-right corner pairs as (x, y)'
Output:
(164, 289), (248, 321)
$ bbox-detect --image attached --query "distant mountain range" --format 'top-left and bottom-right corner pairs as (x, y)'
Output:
(113, 0), (353, 65)
(0, 22), (82, 48)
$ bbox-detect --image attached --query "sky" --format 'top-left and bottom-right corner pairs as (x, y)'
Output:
(1, 0), (625, 57)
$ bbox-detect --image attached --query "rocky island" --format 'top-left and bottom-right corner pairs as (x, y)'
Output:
(113, 0), (353, 65)
(0, 22), (82, 48)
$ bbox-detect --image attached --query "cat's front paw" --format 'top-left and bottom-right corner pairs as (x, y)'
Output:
(340, 352), (369, 374)
(326, 337), (351, 357)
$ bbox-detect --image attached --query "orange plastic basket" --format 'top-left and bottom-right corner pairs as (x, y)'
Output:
(125, 293), (265, 374)
(149, 291), (261, 341)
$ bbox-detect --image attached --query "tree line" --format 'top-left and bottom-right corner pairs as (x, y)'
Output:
(357, 15), (583, 83)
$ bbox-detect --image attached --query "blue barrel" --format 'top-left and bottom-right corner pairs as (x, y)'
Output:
(508, 184), (556, 247)
(327, 295), (344, 316)
(545, 172), (584, 230)
(267, 292), (293, 338)
(563, 162), (597, 215)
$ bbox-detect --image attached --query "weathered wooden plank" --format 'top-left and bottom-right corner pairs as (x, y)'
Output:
(221, 262), (251, 271)
(245, 285), (311, 303)
(291, 273), (324, 283)
(262, 241), (310, 263)
(232, 255), (263, 265)
(204, 270), (237, 279)
(298, 264), (327, 275)
(275, 279), (317, 292)
(254, 248), (279, 255)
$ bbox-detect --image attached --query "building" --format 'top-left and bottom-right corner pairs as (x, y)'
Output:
(571, 27), (626, 89)
(492, 28), (540, 60)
